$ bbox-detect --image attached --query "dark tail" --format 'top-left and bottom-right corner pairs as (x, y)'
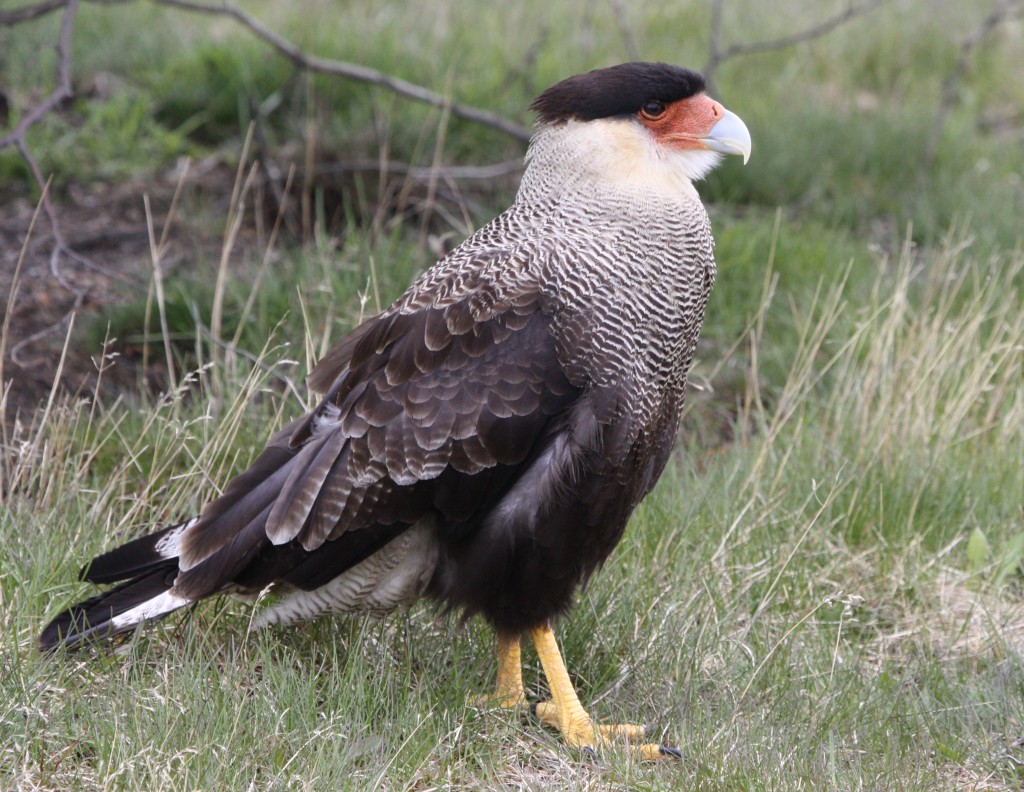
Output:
(39, 520), (194, 651)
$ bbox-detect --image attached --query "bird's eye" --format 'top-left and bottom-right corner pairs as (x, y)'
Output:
(640, 100), (667, 120)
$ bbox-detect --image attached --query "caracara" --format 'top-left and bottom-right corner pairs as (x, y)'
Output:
(41, 62), (751, 758)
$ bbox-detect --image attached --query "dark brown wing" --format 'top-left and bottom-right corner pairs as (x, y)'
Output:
(170, 272), (580, 600)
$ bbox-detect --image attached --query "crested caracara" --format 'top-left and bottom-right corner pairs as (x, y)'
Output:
(41, 62), (751, 759)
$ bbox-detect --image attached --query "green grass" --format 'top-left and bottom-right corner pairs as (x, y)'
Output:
(2, 0), (1024, 788)
(3, 228), (1022, 789)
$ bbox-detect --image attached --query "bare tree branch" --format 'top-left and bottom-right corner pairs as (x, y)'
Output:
(1, 0), (84, 266)
(2, 0), (534, 365)
(152, 0), (533, 142)
(924, 0), (1023, 168)
(314, 158), (525, 182)
(0, 0), (108, 366)
(705, 0), (888, 85)
(0, 1), (77, 150)
(0, 0), (67, 26)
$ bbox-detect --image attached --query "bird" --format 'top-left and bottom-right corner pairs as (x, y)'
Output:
(40, 61), (750, 759)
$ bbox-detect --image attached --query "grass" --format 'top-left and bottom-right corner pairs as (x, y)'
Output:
(3, 224), (1022, 789)
(2, 0), (1024, 788)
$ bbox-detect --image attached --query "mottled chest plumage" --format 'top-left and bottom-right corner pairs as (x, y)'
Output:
(397, 184), (716, 442)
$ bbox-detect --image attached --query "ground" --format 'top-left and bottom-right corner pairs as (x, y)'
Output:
(1, 174), (219, 422)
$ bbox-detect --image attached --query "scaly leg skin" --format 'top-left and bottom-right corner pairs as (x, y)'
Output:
(474, 632), (527, 709)
(529, 624), (680, 760)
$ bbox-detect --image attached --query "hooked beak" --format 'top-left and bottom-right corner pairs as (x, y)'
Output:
(700, 108), (751, 164)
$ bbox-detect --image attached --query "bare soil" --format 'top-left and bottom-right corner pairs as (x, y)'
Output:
(0, 171), (232, 426)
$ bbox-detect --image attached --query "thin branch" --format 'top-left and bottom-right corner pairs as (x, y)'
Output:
(202, 329), (304, 405)
(0, 0), (77, 151)
(0, 0), (106, 365)
(721, 0), (885, 57)
(5, 1), (80, 263)
(705, 0), (887, 84)
(924, 0), (1023, 168)
(0, 0), (67, 26)
(152, 0), (533, 142)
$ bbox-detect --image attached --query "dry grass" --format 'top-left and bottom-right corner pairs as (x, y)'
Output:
(6, 225), (1020, 789)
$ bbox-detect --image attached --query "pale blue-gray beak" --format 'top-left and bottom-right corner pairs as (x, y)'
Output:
(701, 108), (752, 164)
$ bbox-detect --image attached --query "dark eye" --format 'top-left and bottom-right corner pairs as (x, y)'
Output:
(640, 100), (666, 120)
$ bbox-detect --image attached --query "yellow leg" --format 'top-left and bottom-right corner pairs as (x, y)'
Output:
(529, 624), (678, 760)
(474, 632), (526, 709)
(493, 632), (527, 707)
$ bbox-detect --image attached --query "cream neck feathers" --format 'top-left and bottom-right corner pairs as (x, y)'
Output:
(520, 117), (722, 208)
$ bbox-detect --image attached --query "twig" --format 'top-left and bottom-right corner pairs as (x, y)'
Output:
(0, 193), (44, 451)
(1, 0), (531, 349)
(0, 1), (77, 151)
(152, 0), (533, 142)
(8, 302), (85, 365)
(247, 99), (302, 240)
(202, 329), (304, 405)
(1, 1), (102, 366)
(0, 0), (67, 26)
(705, 0), (888, 86)
(923, 0), (1023, 168)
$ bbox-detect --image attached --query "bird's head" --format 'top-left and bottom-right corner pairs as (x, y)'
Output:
(527, 62), (751, 198)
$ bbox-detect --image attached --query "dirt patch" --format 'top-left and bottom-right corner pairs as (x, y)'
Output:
(0, 170), (231, 425)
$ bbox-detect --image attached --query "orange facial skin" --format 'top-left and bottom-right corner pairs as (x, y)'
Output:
(637, 93), (726, 151)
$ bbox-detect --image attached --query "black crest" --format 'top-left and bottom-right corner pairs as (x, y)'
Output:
(531, 62), (706, 125)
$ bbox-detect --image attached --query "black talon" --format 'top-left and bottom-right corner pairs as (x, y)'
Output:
(658, 745), (683, 759)
(582, 745), (600, 761)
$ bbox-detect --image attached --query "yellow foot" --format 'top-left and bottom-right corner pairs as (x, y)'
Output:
(534, 700), (645, 741)
(529, 624), (681, 760)
(533, 700), (679, 759)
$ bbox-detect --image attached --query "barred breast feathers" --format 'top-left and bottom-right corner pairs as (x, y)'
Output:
(306, 115), (717, 443)
(419, 127), (711, 419)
